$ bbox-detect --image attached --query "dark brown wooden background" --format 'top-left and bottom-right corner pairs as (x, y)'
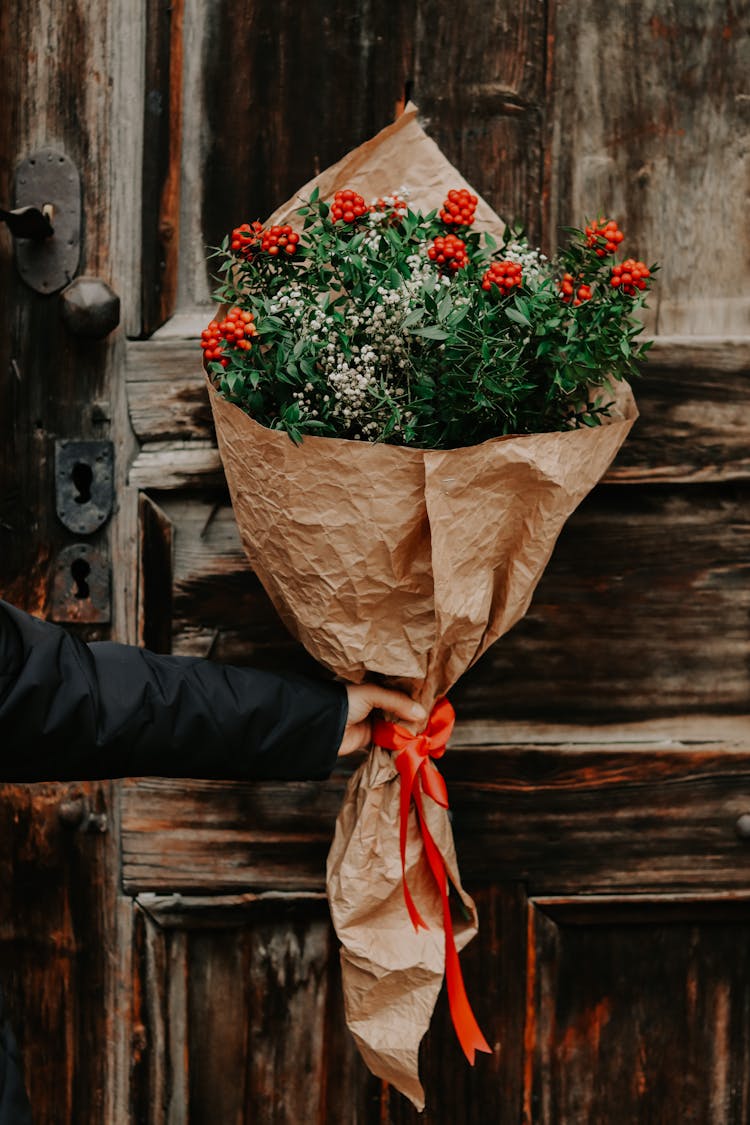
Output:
(1, 1), (749, 1122)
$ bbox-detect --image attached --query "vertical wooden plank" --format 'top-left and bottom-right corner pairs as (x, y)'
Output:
(141, 0), (183, 335)
(547, 0), (750, 334)
(199, 0), (417, 274)
(187, 929), (248, 1123)
(382, 885), (527, 1124)
(530, 906), (750, 1123)
(242, 908), (332, 1122)
(0, 782), (117, 1125)
(138, 493), (174, 653)
(413, 0), (548, 239)
(0, 0), (144, 639)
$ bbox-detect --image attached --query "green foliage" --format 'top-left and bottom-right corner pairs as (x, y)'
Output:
(205, 196), (656, 448)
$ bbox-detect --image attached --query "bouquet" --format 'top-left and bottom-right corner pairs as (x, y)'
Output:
(202, 106), (650, 1109)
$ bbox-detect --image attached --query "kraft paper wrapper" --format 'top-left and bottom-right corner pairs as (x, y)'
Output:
(207, 105), (638, 1109)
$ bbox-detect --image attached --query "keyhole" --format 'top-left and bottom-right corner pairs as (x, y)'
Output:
(71, 557), (91, 599)
(72, 461), (93, 504)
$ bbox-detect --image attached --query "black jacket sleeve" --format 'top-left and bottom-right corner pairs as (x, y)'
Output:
(0, 600), (348, 783)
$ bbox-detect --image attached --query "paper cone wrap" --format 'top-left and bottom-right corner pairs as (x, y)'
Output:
(207, 105), (638, 1109)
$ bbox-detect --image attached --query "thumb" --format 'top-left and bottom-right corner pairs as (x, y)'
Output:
(361, 685), (428, 726)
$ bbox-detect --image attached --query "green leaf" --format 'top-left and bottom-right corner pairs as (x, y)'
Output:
(401, 307), (426, 328)
(506, 307), (531, 327)
(412, 325), (449, 341)
(437, 291), (452, 320)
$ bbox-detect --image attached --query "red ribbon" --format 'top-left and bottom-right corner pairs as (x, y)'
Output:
(372, 698), (491, 1065)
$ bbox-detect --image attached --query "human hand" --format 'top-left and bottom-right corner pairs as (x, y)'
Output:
(339, 685), (428, 757)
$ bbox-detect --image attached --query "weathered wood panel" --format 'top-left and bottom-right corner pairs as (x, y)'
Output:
(131, 900), (379, 1123)
(457, 482), (750, 720)
(141, 0), (183, 335)
(129, 886), (529, 1123)
(129, 484), (750, 719)
(413, 0), (547, 240)
(125, 338), (750, 486)
(120, 732), (750, 895)
(0, 782), (116, 1125)
(0, 0), (143, 619)
(548, 0), (750, 335)
(142, 0), (550, 330)
(530, 900), (750, 1123)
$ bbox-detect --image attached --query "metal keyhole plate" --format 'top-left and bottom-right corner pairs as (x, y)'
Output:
(55, 440), (113, 534)
(51, 543), (110, 623)
(14, 148), (81, 294)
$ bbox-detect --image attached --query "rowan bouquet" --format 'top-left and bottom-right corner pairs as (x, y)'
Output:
(202, 106), (647, 1110)
(203, 187), (653, 447)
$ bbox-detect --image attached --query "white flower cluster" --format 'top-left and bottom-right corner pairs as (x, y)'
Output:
(503, 239), (550, 289)
(287, 248), (448, 441)
(290, 284), (417, 440)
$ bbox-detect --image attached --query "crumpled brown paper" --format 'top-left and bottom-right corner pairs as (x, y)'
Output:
(207, 105), (638, 1110)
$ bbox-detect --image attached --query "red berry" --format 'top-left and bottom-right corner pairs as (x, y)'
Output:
(229, 221), (264, 261)
(481, 259), (523, 294)
(585, 217), (625, 258)
(429, 233), (469, 272)
(440, 187), (477, 228)
(330, 189), (369, 223)
(610, 259), (650, 296)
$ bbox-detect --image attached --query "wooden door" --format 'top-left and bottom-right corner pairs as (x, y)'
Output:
(1, 2), (749, 1122)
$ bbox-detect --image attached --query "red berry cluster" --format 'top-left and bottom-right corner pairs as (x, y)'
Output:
(610, 259), (650, 295)
(439, 188), (478, 227)
(585, 218), (625, 257)
(260, 224), (300, 256)
(481, 260), (523, 294)
(331, 189), (368, 223)
(230, 221), (265, 260)
(201, 307), (258, 367)
(428, 234), (469, 272)
(559, 273), (593, 306)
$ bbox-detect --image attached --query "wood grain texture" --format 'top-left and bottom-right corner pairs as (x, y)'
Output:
(128, 886), (528, 1123)
(0, 782), (115, 1125)
(0, 0), (143, 621)
(120, 738), (750, 895)
(547, 0), (750, 335)
(141, 0), (182, 335)
(413, 0), (547, 239)
(530, 899), (750, 1123)
(131, 897), (377, 1123)
(455, 482), (750, 720)
(127, 485), (750, 720)
(137, 493), (174, 653)
(125, 336), (750, 492)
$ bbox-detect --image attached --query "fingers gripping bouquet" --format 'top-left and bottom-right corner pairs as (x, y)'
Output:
(203, 106), (651, 1108)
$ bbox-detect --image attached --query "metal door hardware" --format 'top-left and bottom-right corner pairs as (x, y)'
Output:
(60, 276), (120, 339)
(55, 440), (113, 534)
(0, 205), (54, 240)
(736, 814), (750, 840)
(13, 148), (80, 294)
(58, 790), (108, 833)
(51, 543), (110, 624)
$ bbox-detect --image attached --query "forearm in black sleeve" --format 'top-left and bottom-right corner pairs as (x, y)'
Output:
(0, 600), (348, 783)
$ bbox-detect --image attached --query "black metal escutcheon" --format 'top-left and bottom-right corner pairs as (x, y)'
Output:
(14, 148), (81, 294)
(55, 439), (114, 534)
(50, 543), (111, 624)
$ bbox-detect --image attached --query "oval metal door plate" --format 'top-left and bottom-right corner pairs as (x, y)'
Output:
(14, 148), (81, 294)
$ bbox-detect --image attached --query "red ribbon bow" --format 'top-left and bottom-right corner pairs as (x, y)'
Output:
(372, 698), (491, 1065)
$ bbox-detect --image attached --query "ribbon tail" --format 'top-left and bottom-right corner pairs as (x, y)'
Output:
(414, 789), (492, 1064)
(397, 754), (429, 931)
